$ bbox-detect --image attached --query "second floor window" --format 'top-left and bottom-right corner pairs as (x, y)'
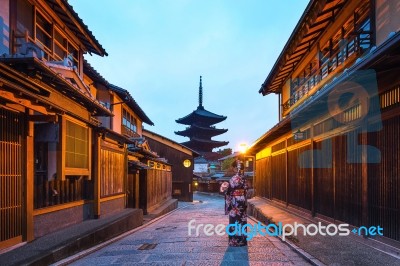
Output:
(122, 109), (137, 133)
(14, 1), (81, 71)
(35, 11), (80, 67)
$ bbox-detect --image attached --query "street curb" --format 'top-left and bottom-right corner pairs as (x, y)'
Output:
(194, 191), (224, 198)
(1, 209), (143, 266)
(52, 204), (190, 266)
(247, 206), (325, 266)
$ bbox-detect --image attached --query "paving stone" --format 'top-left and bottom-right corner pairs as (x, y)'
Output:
(70, 194), (310, 265)
(69, 255), (122, 265)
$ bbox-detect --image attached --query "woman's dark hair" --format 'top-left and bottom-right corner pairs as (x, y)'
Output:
(231, 160), (237, 168)
(231, 160), (243, 170)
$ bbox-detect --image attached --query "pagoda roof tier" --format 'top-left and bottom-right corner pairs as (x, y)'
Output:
(176, 106), (227, 126)
(181, 137), (229, 152)
(175, 124), (228, 138)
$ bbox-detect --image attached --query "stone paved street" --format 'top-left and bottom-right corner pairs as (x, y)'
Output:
(68, 193), (310, 265)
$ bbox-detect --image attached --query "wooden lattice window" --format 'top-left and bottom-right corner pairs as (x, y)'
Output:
(66, 120), (89, 169)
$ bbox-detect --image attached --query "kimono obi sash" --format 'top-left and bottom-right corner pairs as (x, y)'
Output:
(232, 189), (245, 196)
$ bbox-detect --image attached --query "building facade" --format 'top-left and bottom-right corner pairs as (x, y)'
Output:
(0, 0), (159, 250)
(250, 0), (400, 242)
(143, 129), (199, 202)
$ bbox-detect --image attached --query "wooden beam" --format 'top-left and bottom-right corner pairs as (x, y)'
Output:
(0, 90), (48, 114)
(318, 2), (345, 17)
(28, 114), (58, 122)
(5, 103), (25, 113)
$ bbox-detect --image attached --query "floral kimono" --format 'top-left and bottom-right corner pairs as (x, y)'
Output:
(221, 173), (248, 247)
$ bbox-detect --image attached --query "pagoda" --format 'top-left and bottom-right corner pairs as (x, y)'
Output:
(175, 76), (228, 153)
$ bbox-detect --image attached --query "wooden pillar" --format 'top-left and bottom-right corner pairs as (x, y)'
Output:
(25, 110), (34, 242)
(370, 0), (376, 47)
(124, 144), (128, 208)
(332, 136), (336, 220)
(93, 134), (101, 218)
(57, 115), (65, 180)
(135, 172), (139, 209)
(278, 93), (281, 120)
(310, 127), (316, 217)
(361, 126), (368, 226)
(139, 170), (148, 214)
(9, 0), (17, 54)
(285, 139), (288, 206)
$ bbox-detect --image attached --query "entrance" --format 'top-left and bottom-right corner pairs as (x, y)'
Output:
(0, 108), (24, 249)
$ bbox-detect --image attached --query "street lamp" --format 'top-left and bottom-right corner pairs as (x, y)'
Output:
(238, 143), (249, 154)
(183, 159), (191, 168)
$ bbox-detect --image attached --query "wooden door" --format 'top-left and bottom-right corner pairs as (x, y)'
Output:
(0, 108), (24, 249)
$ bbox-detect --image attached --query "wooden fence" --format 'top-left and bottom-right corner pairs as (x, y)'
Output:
(34, 177), (93, 209)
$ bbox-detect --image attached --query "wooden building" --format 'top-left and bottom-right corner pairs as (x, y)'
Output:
(0, 0), (155, 250)
(249, 0), (400, 243)
(127, 134), (174, 214)
(143, 129), (200, 202)
(83, 65), (158, 217)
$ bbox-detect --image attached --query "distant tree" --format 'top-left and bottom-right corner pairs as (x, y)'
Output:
(217, 148), (232, 157)
(221, 157), (235, 170)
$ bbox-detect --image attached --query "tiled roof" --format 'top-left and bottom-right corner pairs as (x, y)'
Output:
(259, 0), (346, 95)
(109, 84), (154, 126)
(176, 106), (227, 125)
(83, 61), (153, 125)
(49, 0), (108, 56)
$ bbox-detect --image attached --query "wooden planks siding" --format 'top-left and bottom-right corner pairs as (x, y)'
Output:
(368, 116), (400, 241)
(271, 152), (286, 203)
(100, 149), (124, 197)
(288, 145), (312, 211)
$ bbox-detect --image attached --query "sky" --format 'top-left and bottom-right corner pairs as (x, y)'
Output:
(69, 0), (309, 152)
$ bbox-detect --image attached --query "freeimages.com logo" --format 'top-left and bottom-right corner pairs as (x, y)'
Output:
(187, 219), (383, 241)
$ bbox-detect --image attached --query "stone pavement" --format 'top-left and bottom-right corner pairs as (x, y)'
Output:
(0, 199), (177, 266)
(247, 197), (400, 266)
(62, 193), (310, 266)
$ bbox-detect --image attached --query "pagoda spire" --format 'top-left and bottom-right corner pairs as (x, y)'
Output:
(176, 77), (228, 153)
(199, 76), (203, 109)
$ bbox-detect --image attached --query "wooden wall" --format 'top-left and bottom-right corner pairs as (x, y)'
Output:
(145, 138), (195, 202)
(139, 169), (172, 214)
(100, 147), (125, 197)
(255, 115), (400, 241)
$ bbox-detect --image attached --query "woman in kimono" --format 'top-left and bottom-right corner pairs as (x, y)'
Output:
(220, 159), (248, 247)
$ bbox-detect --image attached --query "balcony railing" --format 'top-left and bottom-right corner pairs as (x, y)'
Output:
(283, 33), (372, 113)
(122, 125), (140, 138)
